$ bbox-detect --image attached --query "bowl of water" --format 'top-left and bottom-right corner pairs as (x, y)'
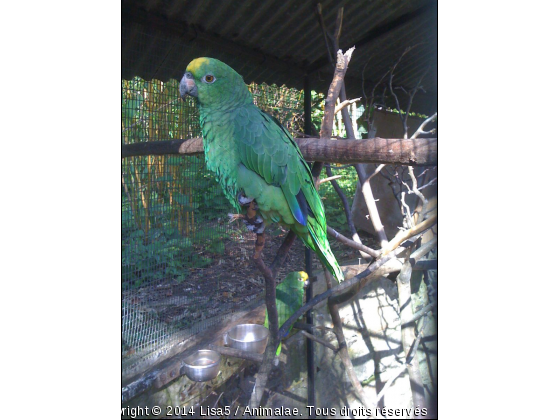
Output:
(182, 349), (221, 382)
(224, 324), (269, 354)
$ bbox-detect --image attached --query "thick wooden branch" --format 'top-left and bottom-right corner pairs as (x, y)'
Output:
(122, 137), (437, 166)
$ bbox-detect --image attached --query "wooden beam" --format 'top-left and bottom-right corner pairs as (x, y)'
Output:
(122, 137), (437, 166)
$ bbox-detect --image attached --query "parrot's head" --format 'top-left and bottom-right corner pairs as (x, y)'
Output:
(180, 57), (252, 108)
(285, 271), (309, 289)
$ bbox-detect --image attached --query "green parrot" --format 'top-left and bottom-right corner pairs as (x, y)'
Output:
(263, 271), (308, 356)
(179, 57), (344, 283)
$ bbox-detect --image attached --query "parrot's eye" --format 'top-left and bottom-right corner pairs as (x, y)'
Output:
(203, 74), (216, 83)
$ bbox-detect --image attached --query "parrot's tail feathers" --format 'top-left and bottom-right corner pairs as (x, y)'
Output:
(306, 219), (345, 283)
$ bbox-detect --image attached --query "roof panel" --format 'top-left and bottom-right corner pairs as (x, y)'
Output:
(122, 0), (437, 114)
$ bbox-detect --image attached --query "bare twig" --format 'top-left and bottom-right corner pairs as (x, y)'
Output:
(361, 169), (389, 248)
(381, 212), (437, 256)
(417, 177), (437, 191)
(409, 237), (437, 266)
(407, 166), (429, 223)
(364, 164), (386, 185)
(318, 174), (343, 185)
(401, 191), (413, 228)
(300, 330), (338, 352)
(401, 302), (436, 326)
(335, 97), (361, 114)
(327, 226), (380, 258)
(411, 112), (437, 139)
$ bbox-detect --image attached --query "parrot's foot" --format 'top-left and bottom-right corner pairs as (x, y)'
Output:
(237, 192), (255, 207)
(243, 216), (265, 233)
(227, 213), (246, 223)
(236, 194), (266, 256)
(244, 200), (265, 235)
(230, 212), (265, 234)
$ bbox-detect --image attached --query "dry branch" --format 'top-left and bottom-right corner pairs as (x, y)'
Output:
(411, 112), (437, 139)
(318, 174), (342, 185)
(381, 212), (437, 256)
(335, 97), (361, 114)
(361, 164), (389, 248)
(327, 226), (380, 258)
(300, 330), (338, 352)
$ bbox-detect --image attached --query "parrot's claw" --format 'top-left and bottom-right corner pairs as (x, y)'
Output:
(227, 213), (246, 223)
(242, 216), (265, 234)
(237, 192), (254, 207)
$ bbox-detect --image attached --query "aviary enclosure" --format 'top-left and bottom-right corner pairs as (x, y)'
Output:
(122, 2), (437, 418)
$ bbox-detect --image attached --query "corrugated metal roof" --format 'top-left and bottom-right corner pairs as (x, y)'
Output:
(122, 0), (437, 114)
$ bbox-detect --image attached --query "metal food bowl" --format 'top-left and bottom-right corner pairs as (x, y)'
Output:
(182, 349), (221, 382)
(225, 324), (269, 354)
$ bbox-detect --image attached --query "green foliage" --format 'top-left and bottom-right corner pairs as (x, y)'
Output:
(121, 224), (193, 286)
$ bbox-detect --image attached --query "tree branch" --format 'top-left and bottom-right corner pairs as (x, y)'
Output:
(300, 330), (338, 352)
(121, 136), (438, 166)
(411, 112), (437, 139)
(327, 226), (380, 258)
(381, 212), (437, 256)
(335, 97), (361, 114)
(318, 174), (342, 185)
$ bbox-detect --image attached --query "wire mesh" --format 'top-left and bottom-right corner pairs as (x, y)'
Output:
(121, 76), (306, 377)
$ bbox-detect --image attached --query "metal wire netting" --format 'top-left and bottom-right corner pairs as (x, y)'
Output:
(121, 77), (305, 377)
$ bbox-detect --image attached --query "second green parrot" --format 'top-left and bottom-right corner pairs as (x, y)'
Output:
(179, 57), (344, 283)
(264, 271), (308, 356)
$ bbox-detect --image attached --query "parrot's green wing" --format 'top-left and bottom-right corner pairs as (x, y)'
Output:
(264, 271), (308, 356)
(232, 105), (344, 283)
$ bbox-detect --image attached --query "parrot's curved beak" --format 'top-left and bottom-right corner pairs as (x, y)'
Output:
(180, 73), (198, 101)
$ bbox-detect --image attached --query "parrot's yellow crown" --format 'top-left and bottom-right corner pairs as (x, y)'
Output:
(186, 57), (211, 75)
(298, 271), (309, 281)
